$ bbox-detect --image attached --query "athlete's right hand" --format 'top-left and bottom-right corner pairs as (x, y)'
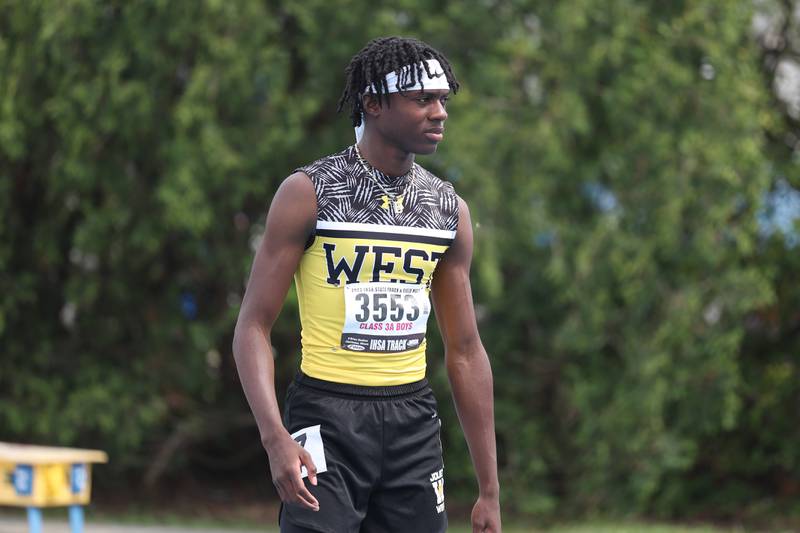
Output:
(265, 432), (319, 511)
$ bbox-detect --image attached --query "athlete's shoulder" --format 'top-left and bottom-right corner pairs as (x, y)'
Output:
(413, 164), (459, 232)
(414, 163), (458, 194)
(295, 145), (355, 185)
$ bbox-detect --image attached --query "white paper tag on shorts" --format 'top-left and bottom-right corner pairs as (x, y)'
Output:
(290, 424), (328, 479)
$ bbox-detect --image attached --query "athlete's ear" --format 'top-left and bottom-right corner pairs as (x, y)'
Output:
(362, 94), (383, 117)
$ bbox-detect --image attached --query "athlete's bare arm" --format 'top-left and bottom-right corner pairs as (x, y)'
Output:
(232, 172), (320, 512)
(431, 197), (501, 533)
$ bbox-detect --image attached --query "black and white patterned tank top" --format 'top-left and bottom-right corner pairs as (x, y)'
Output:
(292, 145), (460, 386)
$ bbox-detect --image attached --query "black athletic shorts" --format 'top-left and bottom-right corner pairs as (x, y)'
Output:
(278, 372), (447, 533)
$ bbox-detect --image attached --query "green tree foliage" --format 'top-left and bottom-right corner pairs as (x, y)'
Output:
(429, 0), (780, 518)
(691, 0), (800, 517)
(0, 0), (795, 520)
(0, 0), (300, 471)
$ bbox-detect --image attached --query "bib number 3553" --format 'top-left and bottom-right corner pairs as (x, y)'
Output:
(341, 282), (430, 353)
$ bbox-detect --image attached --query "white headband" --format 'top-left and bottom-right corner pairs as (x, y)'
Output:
(355, 58), (450, 142)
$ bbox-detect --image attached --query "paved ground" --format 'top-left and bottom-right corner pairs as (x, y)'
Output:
(0, 518), (272, 533)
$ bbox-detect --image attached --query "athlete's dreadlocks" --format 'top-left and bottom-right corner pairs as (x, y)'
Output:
(337, 36), (459, 128)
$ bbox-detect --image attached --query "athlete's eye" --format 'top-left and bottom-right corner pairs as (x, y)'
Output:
(414, 95), (449, 107)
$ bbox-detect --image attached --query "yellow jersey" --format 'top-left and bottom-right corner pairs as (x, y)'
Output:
(294, 146), (459, 385)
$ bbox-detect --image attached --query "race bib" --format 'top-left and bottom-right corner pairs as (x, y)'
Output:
(341, 282), (431, 353)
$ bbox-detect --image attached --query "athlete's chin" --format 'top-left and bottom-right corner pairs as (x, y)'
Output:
(413, 141), (441, 155)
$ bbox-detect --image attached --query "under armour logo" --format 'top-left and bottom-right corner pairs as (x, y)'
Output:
(380, 195), (404, 214)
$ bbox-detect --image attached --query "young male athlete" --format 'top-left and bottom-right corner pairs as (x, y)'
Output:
(232, 37), (500, 533)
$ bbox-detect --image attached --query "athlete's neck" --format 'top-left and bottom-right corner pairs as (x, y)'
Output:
(356, 138), (414, 178)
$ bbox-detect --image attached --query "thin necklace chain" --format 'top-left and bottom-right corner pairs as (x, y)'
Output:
(353, 144), (417, 214)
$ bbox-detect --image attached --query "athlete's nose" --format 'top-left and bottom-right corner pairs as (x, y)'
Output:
(429, 99), (448, 121)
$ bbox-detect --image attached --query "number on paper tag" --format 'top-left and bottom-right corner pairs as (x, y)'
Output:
(291, 425), (328, 479)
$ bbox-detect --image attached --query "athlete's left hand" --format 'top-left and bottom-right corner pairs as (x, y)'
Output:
(471, 495), (501, 532)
